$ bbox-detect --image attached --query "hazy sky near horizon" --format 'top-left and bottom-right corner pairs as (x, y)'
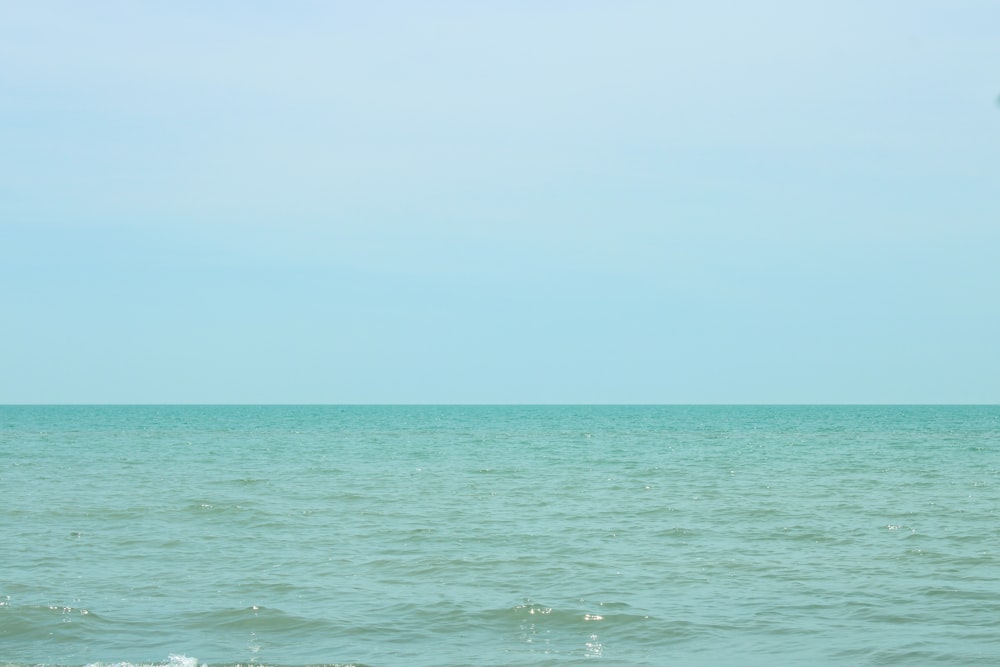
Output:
(2, 1), (998, 403)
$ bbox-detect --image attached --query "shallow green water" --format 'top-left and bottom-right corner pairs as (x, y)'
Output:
(2, 405), (999, 666)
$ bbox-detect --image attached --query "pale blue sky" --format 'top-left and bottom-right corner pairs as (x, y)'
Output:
(2, 1), (998, 403)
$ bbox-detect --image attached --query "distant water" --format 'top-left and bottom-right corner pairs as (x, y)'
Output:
(2, 405), (999, 666)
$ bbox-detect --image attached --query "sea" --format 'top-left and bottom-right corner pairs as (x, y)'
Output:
(2, 405), (998, 666)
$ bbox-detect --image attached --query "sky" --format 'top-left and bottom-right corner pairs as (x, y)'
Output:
(1, 1), (998, 404)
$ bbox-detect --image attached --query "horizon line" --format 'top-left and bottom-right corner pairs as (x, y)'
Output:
(2, 403), (997, 407)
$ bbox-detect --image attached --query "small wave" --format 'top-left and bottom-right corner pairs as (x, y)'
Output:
(0, 602), (104, 628)
(473, 600), (653, 629)
(179, 607), (339, 635)
(226, 478), (269, 486)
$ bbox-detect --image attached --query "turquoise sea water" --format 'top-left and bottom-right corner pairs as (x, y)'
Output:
(2, 405), (999, 666)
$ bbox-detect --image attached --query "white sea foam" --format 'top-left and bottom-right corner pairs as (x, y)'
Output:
(82, 657), (201, 667)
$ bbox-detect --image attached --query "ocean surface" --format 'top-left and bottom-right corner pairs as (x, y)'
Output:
(2, 405), (999, 666)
